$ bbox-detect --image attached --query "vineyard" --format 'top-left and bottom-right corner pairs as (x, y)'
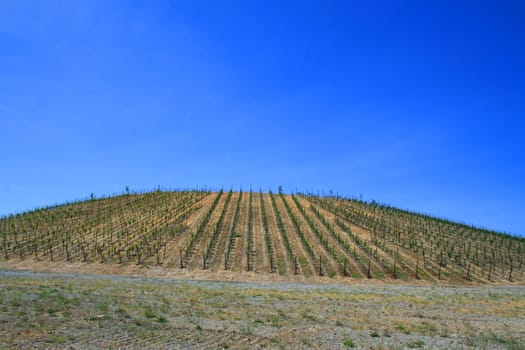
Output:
(1, 189), (524, 284)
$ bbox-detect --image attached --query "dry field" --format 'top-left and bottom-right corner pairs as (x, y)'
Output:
(1, 269), (524, 350)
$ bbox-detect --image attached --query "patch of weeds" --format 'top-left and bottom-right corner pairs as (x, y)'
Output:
(370, 331), (380, 337)
(336, 319), (344, 327)
(270, 338), (281, 345)
(88, 314), (106, 321)
(383, 329), (392, 337)
(38, 288), (52, 299)
(479, 333), (524, 350)
(97, 302), (109, 314)
(343, 339), (355, 347)
(159, 304), (170, 314)
(465, 338), (475, 347)
(395, 323), (411, 334)
(415, 321), (437, 335)
(117, 307), (130, 318)
(47, 307), (59, 316)
(242, 326), (254, 336)
(47, 334), (67, 344)
(407, 340), (424, 348)
(210, 301), (228, 309)
(157, 316), (168, 323)
(274, 293), (287, 301)
(253, 318), (264, 325)
(267, 314), (282, 328)
(439, 324), (449, 338)
(52, 292), (69, 305)
(134, 318), (149, 327)
(301, 311), (318, 322)
(192, 309), (206, 318)
(143, 305), (157, 319)
(302, 338), (313, 346)
(195, 324), (202, 331)
(488, 292), (499, 300)
(299, 257), (308, 267)
(34, 304), (45, 314)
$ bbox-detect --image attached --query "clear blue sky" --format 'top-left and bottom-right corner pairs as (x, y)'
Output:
(1, 1), (524, 236)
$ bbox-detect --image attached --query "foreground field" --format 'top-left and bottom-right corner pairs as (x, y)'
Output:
(1, 270), (524, 349)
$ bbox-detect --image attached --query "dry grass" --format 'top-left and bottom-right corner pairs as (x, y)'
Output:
(1, 270), (524, 349)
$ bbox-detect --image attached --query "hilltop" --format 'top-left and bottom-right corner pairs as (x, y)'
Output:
(1, 189), (523, 285)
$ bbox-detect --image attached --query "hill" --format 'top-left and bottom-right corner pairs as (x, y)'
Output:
(1, 189), (523, 284)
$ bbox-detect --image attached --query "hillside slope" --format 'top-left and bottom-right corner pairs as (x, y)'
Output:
(1, 190), (523, 284)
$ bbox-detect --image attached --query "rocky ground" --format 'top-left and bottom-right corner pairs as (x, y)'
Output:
(0, 269), (524, 349)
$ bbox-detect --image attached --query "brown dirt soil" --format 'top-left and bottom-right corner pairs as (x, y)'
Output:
(0, 259), (520, 287)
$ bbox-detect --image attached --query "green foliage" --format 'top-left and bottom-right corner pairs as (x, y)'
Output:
(143, 305), (157, 319)
(343, 339), (355, 347)
(406, 340), (424, 348)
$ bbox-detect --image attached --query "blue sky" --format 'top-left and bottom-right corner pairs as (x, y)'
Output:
(1, 1), (524, 236)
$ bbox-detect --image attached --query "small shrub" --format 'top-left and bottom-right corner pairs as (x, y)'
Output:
(407, 340), (424, 348)
(480, 333), (524, 350)
(396, 323), (411, 334)
(48, 334), (67, 344)
(344, 339), (355, 347)
(97, 302), (109, 314)
(302, 338), (313, 346)
(116, 307), (130, 318)
(143, 306), (156, 319)
(302, 312), (317, 322)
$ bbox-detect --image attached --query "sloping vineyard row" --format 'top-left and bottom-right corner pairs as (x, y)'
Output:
(1, 190), (523, 283)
